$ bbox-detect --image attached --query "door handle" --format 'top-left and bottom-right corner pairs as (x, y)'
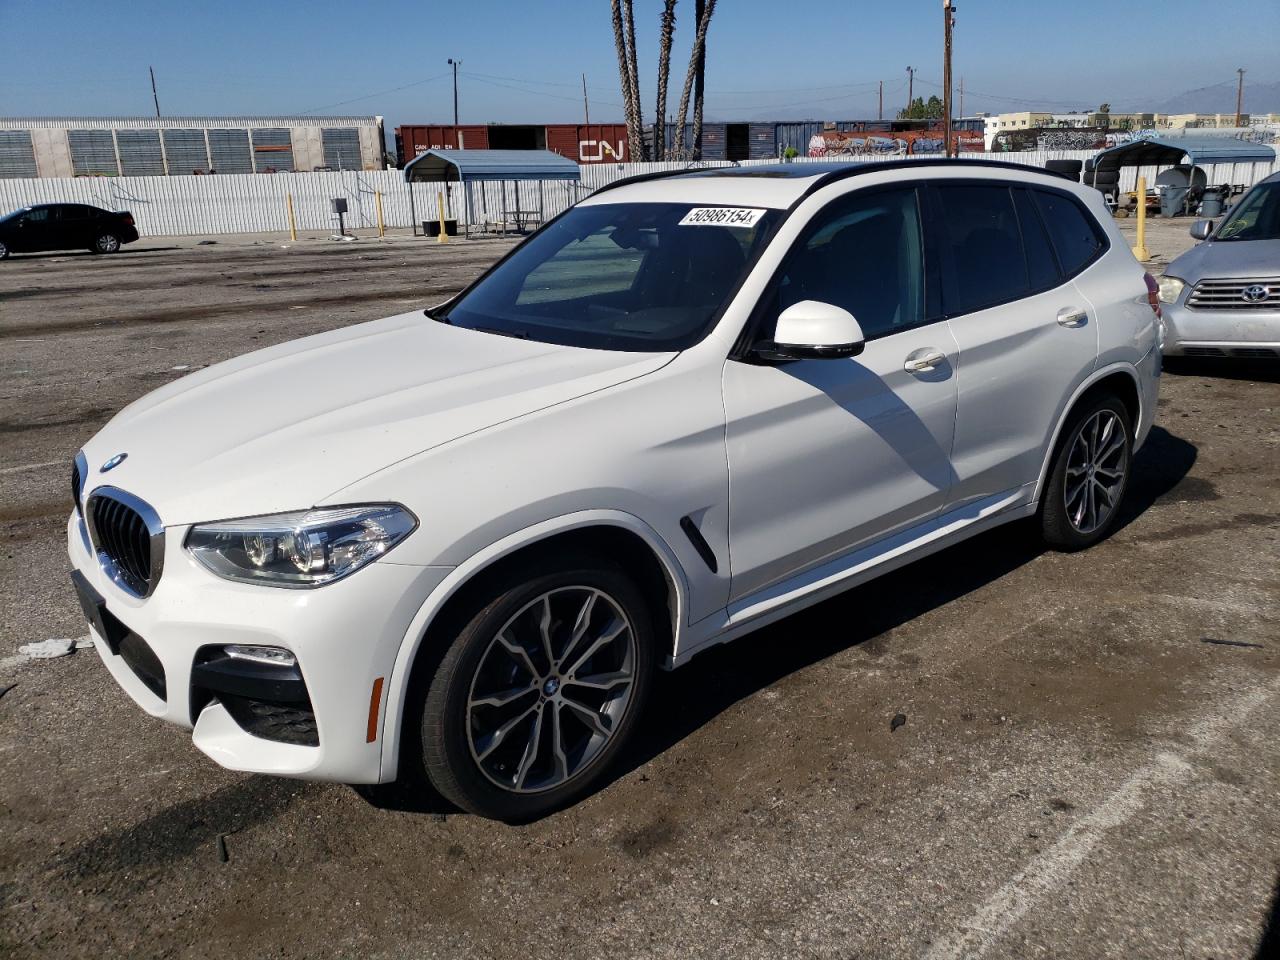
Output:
(1056, 307), (1088, 328)
(904, 349), (947, 373)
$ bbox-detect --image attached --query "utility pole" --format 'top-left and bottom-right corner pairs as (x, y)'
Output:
(878, 80), (883, 121)
(1235, 67), (1245, 127)
(942, 0), (955, 157)
(906, 65), (915, 114)
(149, 66), (161, 118)
(959, 76), (964, 120)
(447, 58), (461, 131)
(582, 72), (590, 126)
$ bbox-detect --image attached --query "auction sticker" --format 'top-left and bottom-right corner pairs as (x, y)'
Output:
(679, 207), (766, 228)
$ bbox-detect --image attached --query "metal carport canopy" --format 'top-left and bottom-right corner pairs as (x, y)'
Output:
(1091, 136), (1276, 173)
(403, 148), (580, 183)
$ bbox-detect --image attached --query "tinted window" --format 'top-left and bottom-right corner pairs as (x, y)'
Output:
(1033, 190), (1103, 276)
(59, 204), (92, 221)
(935, 184), (1028, 314)
(1013, 189), (1061, 290)
(443, 202), (779, 352)
(24, 207), (51, 223)
(768, 187), (925, 340)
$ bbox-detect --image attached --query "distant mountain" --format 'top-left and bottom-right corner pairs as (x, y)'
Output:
(1146, 79), (1280, 116)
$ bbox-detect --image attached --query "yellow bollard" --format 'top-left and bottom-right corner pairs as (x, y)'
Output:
(436, 192), (448, 244)
(375, 190), (385, 238)
(286, 193), (297, 242)
(1131, 175), (1150, 262)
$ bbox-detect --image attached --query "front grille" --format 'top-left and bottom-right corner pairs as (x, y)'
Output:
(1187, 277), (1280, 311)
(1184, 346), (1227, 357)
(88, 491), (162, 597)
(1231, 347), (1278, 359)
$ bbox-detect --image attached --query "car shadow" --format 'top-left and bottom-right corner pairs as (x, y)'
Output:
(1256, 871), (1280, 959)
(359, 424), (1196, 821)
(1163, 356), (1280, 384)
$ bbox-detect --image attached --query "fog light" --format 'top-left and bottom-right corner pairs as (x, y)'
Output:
(223, 644), (297, 667)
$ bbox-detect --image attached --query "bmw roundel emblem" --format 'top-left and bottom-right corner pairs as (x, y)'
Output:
(100, 453), (128, 473)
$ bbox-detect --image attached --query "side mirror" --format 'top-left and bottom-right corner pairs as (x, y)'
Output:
(758, 300), (866, 361)
(1189, 219), (1214, 241)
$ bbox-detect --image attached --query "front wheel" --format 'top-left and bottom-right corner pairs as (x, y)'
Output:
(420, 555), (656, 821)
(91, 232), (121, 254)
(1040, 394), (1133, 550)
(0, 239), (9, 260)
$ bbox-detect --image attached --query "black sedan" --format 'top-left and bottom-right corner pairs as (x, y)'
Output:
(0, 203), (139, 259)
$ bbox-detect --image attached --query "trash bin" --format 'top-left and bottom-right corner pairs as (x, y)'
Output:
(1200, 187), (1225, 218)
(423, 219), (458, 237)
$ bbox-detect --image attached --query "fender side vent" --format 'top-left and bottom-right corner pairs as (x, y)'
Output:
(679, 516), (718, 573)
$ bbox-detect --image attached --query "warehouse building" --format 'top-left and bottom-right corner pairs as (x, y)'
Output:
(0, 116), (385, 178)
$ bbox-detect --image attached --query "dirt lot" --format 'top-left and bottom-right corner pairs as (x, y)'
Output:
(1, 220), (1277, 960)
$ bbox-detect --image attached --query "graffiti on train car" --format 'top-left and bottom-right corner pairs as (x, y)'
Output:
(808, 129), (984, 157)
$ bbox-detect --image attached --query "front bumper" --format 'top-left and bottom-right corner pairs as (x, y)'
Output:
(1162, 300), (1280, 358)
(67, 510), (449, 783)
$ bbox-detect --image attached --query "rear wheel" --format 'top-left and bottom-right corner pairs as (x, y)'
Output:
(91, 232), (120, 254)
(0, 239), (8, 260)
(1040, 394), (1133, 550)
(419, 554), (656, 821)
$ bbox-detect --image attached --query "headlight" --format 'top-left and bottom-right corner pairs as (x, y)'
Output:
(186, 504), (416, 587)
(1157, 275), (1185, 304)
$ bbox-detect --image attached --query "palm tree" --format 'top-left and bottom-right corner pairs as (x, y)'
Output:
(610, 0), (641, 161)
(673, 0), (716, 158)
(623, 0), (645, 160)
(653, 0), (678, 160)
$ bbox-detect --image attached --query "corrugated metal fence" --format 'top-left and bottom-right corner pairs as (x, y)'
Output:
(2, 149), (1276, 238)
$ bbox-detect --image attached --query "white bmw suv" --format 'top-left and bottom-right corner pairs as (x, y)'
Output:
(68, 160), (1161, 820)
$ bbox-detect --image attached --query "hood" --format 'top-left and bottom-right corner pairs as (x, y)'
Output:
(1167, 237), (1280, 282)
(80, 312), (674, 526)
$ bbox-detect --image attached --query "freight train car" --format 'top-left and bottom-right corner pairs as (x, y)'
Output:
(396, 123), (631, 166)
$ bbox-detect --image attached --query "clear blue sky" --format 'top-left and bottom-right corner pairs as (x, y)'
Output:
(2, 0), (1276, 135)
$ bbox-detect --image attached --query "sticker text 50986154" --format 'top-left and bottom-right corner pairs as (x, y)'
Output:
(679, 207), (767, 228)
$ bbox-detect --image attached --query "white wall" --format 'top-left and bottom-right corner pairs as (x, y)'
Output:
(1, 150), (1275, 238)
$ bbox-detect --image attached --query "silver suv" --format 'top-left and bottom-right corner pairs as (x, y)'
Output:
(1159, 171), (1280, 359)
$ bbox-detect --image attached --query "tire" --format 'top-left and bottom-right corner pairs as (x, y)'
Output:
(419, 553), (656, 821)
(1045, 159), (1083, 180)
(1040, 393), (1133, 551)
(0, 240), (8, 260)
(91, 232), (121, 254)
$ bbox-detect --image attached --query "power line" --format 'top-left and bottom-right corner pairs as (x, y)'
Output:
(298, 73), (450, 114)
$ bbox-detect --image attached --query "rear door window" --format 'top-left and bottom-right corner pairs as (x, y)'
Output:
(1033, 189), (1105, 276)
(933, 184), (1029, 315)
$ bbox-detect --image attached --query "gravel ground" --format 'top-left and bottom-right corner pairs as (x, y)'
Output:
(1, 218), (1277, 960)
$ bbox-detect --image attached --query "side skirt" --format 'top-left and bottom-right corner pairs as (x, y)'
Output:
(669, 486), (1037, 668)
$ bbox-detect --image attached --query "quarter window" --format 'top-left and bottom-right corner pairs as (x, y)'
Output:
(935, 184), (1028, 314)
(1033, 189), (1104, 276)
(1013, 189), (1061, 290)
(768, 187), (925, 340)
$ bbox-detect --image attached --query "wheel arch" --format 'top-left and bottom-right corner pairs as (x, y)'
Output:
(1034, 362), (1142, 501)
(377, 510), (689, 782)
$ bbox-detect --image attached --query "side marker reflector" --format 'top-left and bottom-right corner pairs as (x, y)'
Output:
(366, 677), (385, 743)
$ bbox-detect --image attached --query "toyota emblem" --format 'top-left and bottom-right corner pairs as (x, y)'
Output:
(1242, 284), (1269, 303)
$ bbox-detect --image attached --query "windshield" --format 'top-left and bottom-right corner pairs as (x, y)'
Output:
(1215, 181), (1280, 241)
(1, 207), (31, 222)
(439, 202), (781, 351)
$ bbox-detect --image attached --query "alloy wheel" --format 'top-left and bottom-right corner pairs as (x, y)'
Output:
(466, 586), (637, 794)
(96, 234), (119, 253)
(0, 240), (7, 258)
(1063, 409), (1128, 534)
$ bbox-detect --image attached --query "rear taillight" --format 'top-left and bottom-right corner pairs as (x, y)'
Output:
(122, 212), (135, 226)
(1143, 272), (1162, 318)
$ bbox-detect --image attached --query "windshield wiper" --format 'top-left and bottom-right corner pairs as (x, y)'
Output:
(472, 326), (530, 340)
